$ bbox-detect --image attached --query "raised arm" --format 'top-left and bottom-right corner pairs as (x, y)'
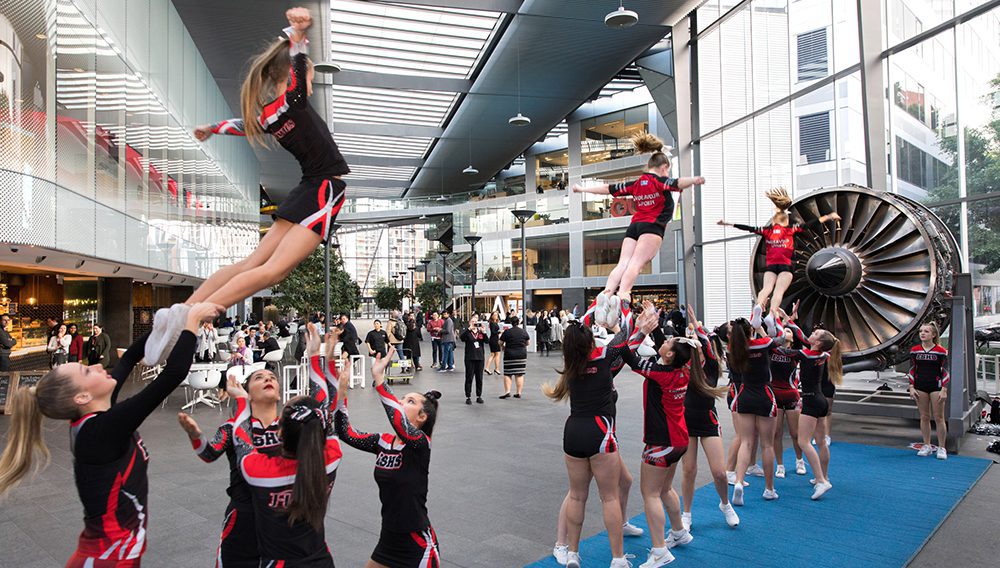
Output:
(109, 331), (151, 398)
(371, 347), (430, 450)
(282, 8), (311, 109)
(179, 412), (233, 463)
(571, 182), (612, 195)
(674, 176), (705, 190)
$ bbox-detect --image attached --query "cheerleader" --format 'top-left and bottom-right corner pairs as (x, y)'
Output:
(908, 322), (949, 459)
(718, 187), (840, 318)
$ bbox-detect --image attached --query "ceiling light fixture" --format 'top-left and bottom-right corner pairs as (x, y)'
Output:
(313, 62), (342, 74)
(463, 125), (478, 175)
(508, 33), (531, 127)
(605, 0), (639, 28)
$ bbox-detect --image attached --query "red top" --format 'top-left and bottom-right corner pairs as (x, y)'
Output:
(610, 173), (682, 225)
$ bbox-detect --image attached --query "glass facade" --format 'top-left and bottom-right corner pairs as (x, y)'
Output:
(0, 0), (258, 279)
(583, 228), (652, 278)
(580, 106), (649, 165)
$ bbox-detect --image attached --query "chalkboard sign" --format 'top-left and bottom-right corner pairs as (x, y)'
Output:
(0, 373), (12, 414)
(16, 372), (45, 391)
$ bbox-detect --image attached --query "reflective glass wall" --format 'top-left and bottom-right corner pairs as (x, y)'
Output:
(0, 0), (258, 278)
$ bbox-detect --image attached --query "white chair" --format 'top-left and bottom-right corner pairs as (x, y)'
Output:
(262, 349), (284, 376)
(349, 354), (366, 389)
(288, 322), (299, 335)
(217, 327), (234, 339)
(182, 370), (220, 413)
(277, 336), (292, 352)
(282, 356), (308, 403)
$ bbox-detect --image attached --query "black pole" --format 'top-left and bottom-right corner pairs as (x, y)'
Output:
(324, 241), (331, 331)
(520, 221), (526, 322)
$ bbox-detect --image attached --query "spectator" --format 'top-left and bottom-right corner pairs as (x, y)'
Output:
(415, 308), (426, 328)
(365, 319), (390, 359)
(387, 309), (405, 350)
(86, 323), (112, 368)
(403, 314), (423, 371)
(260, 331), (280, 354)
(47, 324), (70, 368)
(438, 310), (456, 372)
(459, 314), (487, 404)
(486, 312), (503, 375)
(426, 311), (444, 368)
(0, 314), (16, 372)
(66, 323), (84, 363)
(526, 309), (538, 326)
(45, 316), (60, 340)
(498, 316), (530, 399)
(339, 314), (360, 357)
(229, 336), (252, 367)
(554, 310), (567, 345)
(535, 310), (552, 356)
(197, 321), (219, 362)
(572, 303), (580, 318)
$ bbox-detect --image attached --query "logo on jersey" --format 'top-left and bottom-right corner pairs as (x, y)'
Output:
(274, 119), (296, 139)
(375, 451), (403, 470)
(254, 430), (281, 448)
(914, 353), (940, 361)
(268, 489), (293, 509)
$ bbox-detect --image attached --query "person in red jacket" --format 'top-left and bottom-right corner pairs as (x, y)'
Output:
(67, 323), (85, 363)
(572, 133), (705, 326)
(718, 187), (840, 318)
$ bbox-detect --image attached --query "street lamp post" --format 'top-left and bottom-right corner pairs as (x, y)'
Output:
(437, 249), (450, 312)
(510, 209), (535, 323)
(464, 234), (482, 321)
(325, 224), (341, 329)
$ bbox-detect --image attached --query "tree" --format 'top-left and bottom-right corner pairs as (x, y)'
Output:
(926, 74), (1000, 273)
(270, 249), (361, 316)
(373, 280), (408, 311)
(415, 280), (447, 312)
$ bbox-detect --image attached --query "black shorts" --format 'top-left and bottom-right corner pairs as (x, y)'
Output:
(765, 263), (794, 274)
(801, 393), (829, 418)
(625, 222), (666, 240)
(564, 415), (618, 458)
(275, 177), (346, 241)
(371, 526), (440, 568)
(642, 444), (688, 468)
(914, 381), (943, 394)
(218, 503), (259, 567)
(685, 407), (721, 438)
(771, 386), (801, 412)
(731, 384), (777, 417)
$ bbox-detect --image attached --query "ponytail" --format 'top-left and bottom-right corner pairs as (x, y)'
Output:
(0, 367), (81, 497)
(240, 39), (292, 147)
(281, 396), (329, 532)
(632, 132), (671, 171)
(816, 330), (843, 386)
(0, 388), (49, 496)
(728, 319), (751, 374)
(687, 349), (728, 400)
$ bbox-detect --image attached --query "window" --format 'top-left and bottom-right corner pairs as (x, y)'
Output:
(798, 112), (830, 164)
(580, 106), (649, 165)
(896, 137), (950, 191)
(796, 28), (828, 82)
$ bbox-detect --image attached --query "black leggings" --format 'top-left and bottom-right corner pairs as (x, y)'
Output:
(539, 340), (550, 354)
(465, 359), (484, 397)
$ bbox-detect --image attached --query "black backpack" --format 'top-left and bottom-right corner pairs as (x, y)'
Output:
(991, 398), (1000, 425)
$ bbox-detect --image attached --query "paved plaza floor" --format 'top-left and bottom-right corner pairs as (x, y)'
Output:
(1, 338), (998, 567)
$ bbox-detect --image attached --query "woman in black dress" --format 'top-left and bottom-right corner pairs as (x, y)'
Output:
(499, 317), (530, 399)
(403, 314), (423, 371)
(486, 312), (502, 375)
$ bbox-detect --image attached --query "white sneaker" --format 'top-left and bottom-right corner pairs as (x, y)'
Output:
(747, 464), (765, 477)
(795, 458), (807, 475)
(143, 307), (172, 365)
(680, 512), (691, 531)
(726, 471), (749, 486)
(750, 303), (763, 328)
(623, 522), (644, 537)
(917, 446), (933, 457)
(762, 488), (779, 500)
(937, 447), (948, 460)
(664, 529), (693, 549)
(732, 484), (744, 506)
(610, 556), (635, 568)
(566, 551), (581, 568)
(811, 481), (833, 500)
(775, 465), (786, 478)
(595, 292), (610, 327)
(825, 435), (832, 446)
(720, 502), (740, 527)
(638, 548), (674, 568)
(553, 544), (569, 565)
(809, 478), (817, 485)
(607, 295), (622, 327)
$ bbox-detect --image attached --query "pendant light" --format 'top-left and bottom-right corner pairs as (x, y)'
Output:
(463, 124), (478, 175)
(508, 33), (531, 126)
(605, 0), (639, 29)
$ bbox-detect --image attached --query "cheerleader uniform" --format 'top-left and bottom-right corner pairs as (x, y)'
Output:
(610, 173), (683, 240)
(732, 219), (823, 274)
(334, 384), (441, 567)
(684, 326), (723, 438)
(208, 26), (349, 240)
(908, 344), (950, 394)
(622, 338), (690, 467)
(769, 347), (801, 412)
(730, 337), (777, 418)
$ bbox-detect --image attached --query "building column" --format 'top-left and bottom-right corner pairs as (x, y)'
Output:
(101, 278), (134, 350)
(856, 0), (888, 191)
(674, 14), (701, 313)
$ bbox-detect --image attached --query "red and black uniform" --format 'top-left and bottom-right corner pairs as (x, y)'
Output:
(793, 349), (831, 418)
(564, 305), (644, 459)
(684, 326), (723, 438)
(769, 347), (801, 412)
(230, 356), (342, 567)
(908, 344), (950, 394)
(786, 320), (837, 408)
(66, 331), (195, 568)
(610, 173), (682, 239)
(732, 219), (822, 273)
(191, 403), (282, 568)
(209, 27), (349, 241)
(334, 384), (440, 568)
(730, 337), (777, 418)
(622, 331), (690, 467)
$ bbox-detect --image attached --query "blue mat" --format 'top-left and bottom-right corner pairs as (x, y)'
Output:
(526, 442), (990, 567)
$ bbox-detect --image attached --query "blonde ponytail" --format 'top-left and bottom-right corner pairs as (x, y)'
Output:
(0, 387), (49, 496)
(240, 39), (292, 147)
(0, 367), (82, 497)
